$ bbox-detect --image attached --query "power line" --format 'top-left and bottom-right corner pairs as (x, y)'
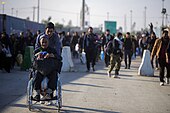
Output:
(41, 8), (78, 15)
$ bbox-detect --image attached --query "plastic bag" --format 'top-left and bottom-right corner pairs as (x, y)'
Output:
(100, 51), (104, 61)
(2, 47), (12, 57)
(80, 52), (86, 64)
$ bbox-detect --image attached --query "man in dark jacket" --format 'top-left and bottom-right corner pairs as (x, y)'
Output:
(34, 22), (62, 100)
(35, 22), (61, 60)
(123, 32), (133, 69)
(103, 29), (113, 67)
(83, 27), (97, 72)
(151, 29), (170, 86)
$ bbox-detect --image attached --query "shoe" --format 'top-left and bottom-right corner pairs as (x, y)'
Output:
(33, 95), (40, 101)
(155, 67), (159, 70)
(40, 101), (45, 104)
(46, 101), (52, 106)
(166, 78), (169, 84)
(92, 67), (95, 71)
(125, 67), (127, 69)
(50, 93), (54, 99)
(128, 66), (130, 69)
(114, 71), (120, 78)
(115, 70), (119, 75)
(107, 71), (111, 77)
(160, 82), (164, 86)
(113, 75), (120, 79)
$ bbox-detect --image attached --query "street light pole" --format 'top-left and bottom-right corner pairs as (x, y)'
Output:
(11, 8), (14, 16)
(162, 0), (165, 27)
(144, 6), (147, 29)
(37, 0), (40, 23)
(81, 0), (85, 30)
(16, 10), (18, 17)
(33, 6), (36, 21)
(2, 2), (5, 14)
(165, 13), (168, 26)
(130, 10), (132, 33)
(107, 12), (109, 20)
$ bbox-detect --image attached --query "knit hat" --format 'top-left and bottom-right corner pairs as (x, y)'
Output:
(39, 34), (48, 40)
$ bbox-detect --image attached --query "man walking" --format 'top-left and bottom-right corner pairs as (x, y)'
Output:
(107, 32), (123, 78)
(103, 29), (113, 67)
(151, 29), (170, 86)
(123, 32), (133, 69)
(83, 27), (97, 72)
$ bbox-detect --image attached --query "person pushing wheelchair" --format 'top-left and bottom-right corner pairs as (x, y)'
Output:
(33, 22), (62, 101)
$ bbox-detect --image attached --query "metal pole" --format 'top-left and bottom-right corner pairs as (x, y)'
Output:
(162, 0), (165, 27)
(77, 13), (79, 27)
(144, 6), (147, 29)
(165, 14), (168, 26)
(11, 8), (14, 16)
(37, 0), (40, 23)
(124, 14), (127, 33)
(2, 2), (5, 14)
(82, 0), (85, 30)
(130, 10), (132, 33)
(16, 10), (18, 17)
(107, 12), (109, 20)
(33, 6), (36, 21)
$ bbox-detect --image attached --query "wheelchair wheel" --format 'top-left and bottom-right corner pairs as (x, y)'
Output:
(27, 78), (34, 111)
(56, 78), (62, 112)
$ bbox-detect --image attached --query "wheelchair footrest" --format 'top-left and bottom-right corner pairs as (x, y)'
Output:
(31, 96), (58, 101)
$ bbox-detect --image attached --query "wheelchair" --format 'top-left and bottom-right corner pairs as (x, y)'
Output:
(26, 68), (62, 112)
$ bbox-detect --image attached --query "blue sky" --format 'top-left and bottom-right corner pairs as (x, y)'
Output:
(1, 0), (170, 31)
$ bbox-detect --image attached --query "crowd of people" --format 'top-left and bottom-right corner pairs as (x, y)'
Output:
(0, 22), (170, 87)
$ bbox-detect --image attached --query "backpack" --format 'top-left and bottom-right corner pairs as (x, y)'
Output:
(104, 41), (113, 55)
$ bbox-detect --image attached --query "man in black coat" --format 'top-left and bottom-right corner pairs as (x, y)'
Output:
(83, 27), (97, 72)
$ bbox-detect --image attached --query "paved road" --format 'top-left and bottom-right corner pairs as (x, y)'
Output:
(0, 57), (170, 113)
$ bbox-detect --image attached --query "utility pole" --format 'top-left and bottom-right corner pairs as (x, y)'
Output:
(165, 13), (168, 26)
(144, 6), (147, 29)
(2, 2), (5, 14)
(37, 0), (40, 23)
(130, 10), (133, 33)
(107, 12), (109, 20)
(77, 13), (79, 27)
(16, 10), (18, 17)
(33, 6), (36, 21)
(124, 14), (127, 33)
(11, 8), (14, 16)
(161, 0), (166, 28)
(81, 0), (85, 30)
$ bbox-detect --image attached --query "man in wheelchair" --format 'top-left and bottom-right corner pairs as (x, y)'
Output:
(33, 34), (58, 101)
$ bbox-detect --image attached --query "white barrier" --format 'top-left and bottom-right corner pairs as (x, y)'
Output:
(61, 46), (74, 72)
(138, 50), (154, 76)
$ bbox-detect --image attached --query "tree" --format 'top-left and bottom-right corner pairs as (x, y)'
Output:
(55, 22), (63, 29)
(26, 17), (30, 21)
(67, 20), (72, 27)
(41, 16), (52, 24)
